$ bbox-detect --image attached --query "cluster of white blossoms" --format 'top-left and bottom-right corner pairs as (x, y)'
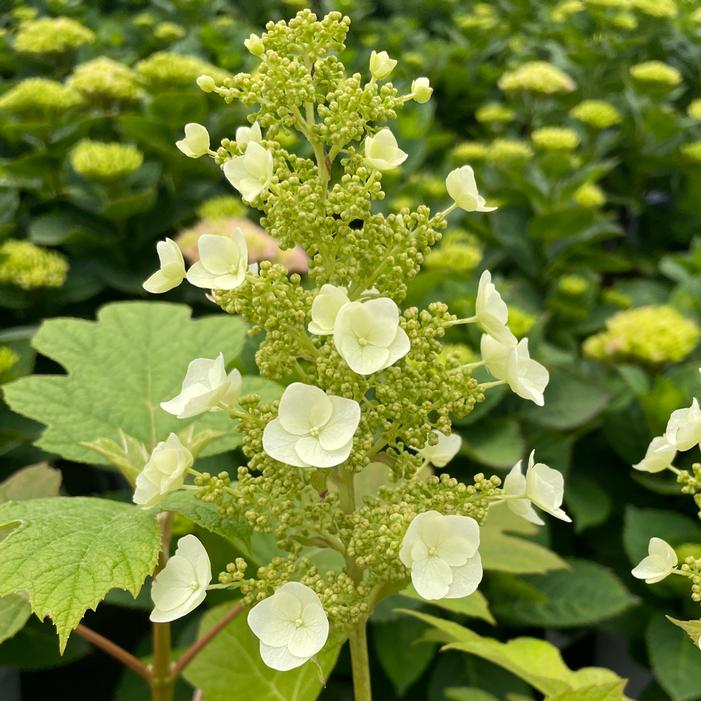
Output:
(134, 32), (566, 676)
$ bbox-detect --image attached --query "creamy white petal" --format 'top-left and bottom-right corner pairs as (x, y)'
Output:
(411, 556), (452, 600)
(318, 396), (361, 451)
(445, 552), (483, 598)
(277, 382), (330, 435)
(259, 642), (309, 671)
(262, 419), (310, 467)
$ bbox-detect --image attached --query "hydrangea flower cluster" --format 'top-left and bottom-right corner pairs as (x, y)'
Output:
(136, 10), (564, 687)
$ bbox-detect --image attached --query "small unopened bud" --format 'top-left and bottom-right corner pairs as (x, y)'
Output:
(196, 74), (216, 93)
(411, 77), (433, 103)
(244, 33), (265, 57)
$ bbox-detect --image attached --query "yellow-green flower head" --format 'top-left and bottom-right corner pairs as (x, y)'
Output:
(601, 288), (632, 308)
(692, 6), (701, 23)
(610, 11), (638, 28)
(439, 343), (476, 365)
(570, 99), (622, 129)
(681, 141), (701, 163)
(456, 4), (498, 30)
(585, 0), (631, 8)
(531, 127), (580, 151)
(508, 306), (536, 338)
(632, 0), (676, 17)
(12, 7), (38, 22)
(558, 274), (590, 296)
(552, 0), (585, 21)
(68, 57), (143, 102)
(688, 100), (701, 121)
(0, 240), (68, 290)
(498, 61), (576, 95)
(450, 141), (488, 163)
(136, 52), (229, 90)
(416, 174), (447, 200)
(197, 196), (248, 220)
(14, 16), (95, 54)
(475, 103), (515, 124)
(583, 305), (700, 365)
(69, 140), (144, 182)
(630, 61), (682, 87)
(424, 231), (483, 273)
(573, 183), (606, 207)
(0, 345), (19, 377)
(487, 138), (533, 165)
(0, 78), (83, 114)
(133, 12), (155, 28)
(154, 22), (187, 42)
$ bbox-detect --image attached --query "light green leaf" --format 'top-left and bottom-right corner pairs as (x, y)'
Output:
(461, 418), (526, 469)
(404, 610), (630, 699)
(491, 559), (637, 627)
(480, 504), (568, 574)
(3, 302), (252, 477)
(647, 615), (701, 701)
(546, 682), (627, 701)
(0, 463), (61, 503)
(0, 497), (161, 651)
(0, 594), (31, 645)
(667, 616), (701, 647)
(160, 490), (251, 553)
(445, 689), (499, 701)
(183, 603), (342, 701)
(400, 585), (495, 624)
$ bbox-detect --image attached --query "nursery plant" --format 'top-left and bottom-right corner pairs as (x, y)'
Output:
(0, 9), (638, 701)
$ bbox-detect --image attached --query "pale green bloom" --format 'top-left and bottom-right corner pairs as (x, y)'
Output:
(558, 274), (589, 296)
(0, 346), (19, 376)
(451, 141), (488, 163)
(551, 0), (585, 21)
(665, 399), (701, 452)
(486, 139), (533, 165)
(475, 270), (516, 344)
(0, 78), (83, 114)
(364, 128), (407, 171)
(681, 141), (701, 162)
(14, 16), (94, 54)
(573, 183), (606, 208)
(223, 142), (274, 201)
(411, 77), (433, 103)
(248, 582), (329, 671)
(151, 535), (211, 622)
(688, 99), (701, 121)
(197, 196), (247, 220)
(0, 240), (68, 290)
(154, 21), (186, 42)
(424, 231), (482, 273)
(186, 230), (252, 290)
(235, 122), (263, 149)
(632, 538), (677, 584)
(262, 382), (361, 468)
(508, 306), (535, 339)
(309, 284), (350, 336)
(143, 238), (186, 294)
(570, 100), (622, 129)
(400, 511), (482, 600)
(133, 433), (193, 508)
(68, 57), (143, 102)
(445, 166), (497, 213)
(475, 103), (515, 124)
(369, 50), (397, 80)
(498, 61), (576, 94)
(531, 127), (580, 151)
(176, 123), (211, 158)
(632, 0), (676, 17)
(70, 140), (144, 181)
(136, 52), (229, 89)
(197, 74), (217, 93)
(630, 61), (682, 87)
(244, 33), (265, 56)
(633, 436), (676, 473)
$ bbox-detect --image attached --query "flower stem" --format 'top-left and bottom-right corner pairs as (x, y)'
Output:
(348, 621), (373, 701)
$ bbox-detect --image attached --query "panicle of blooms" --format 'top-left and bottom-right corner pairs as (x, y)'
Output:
(531, 127), (580, 151)
(486, 139), (533, 165)
(475, 103), (516, 124)
(0, 78), (83, 114)
(0, 240), (68, 290)
(498, 61), (576, 94)
(14, 16), (94, 54)
(0, 346), (19, 376)
(570, 99), (622, 129)
(424, 231), (482, 273)
(136, 52), (229, 89)
(68, 57), (143, 102)
(630, 61), (682, 87)
(70, 140), (144, 182)
(573, 183), (606, 208)
(133, 433), (193, 508)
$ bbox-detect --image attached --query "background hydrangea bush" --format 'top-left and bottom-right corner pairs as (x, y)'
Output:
(2, 1), (701, 700)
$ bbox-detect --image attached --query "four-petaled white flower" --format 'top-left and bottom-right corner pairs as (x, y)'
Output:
(235, 122), (263, 149)
(160, 353), (242, 419)
(150, 535), (212, 622)
(411, 77), (433, 103)
(503, 450), (570, 525)
(333, 297), (410, 375)
(418, 430), (462, 468)
(369, 50), (397, 80)
(133, 433), (193, 508)
(143, 238), (186, 294)
(247, 582), (329, 671)
(480, 334), (549, 406)
(632, 537), (677, 584)
(399, 511), (483, 600)
(665, 398), (701, 451)
(446, 166), (497, 213)
(223, 141), (274, 201)
(364, 128), (408, 171)
(475, 270), (517, 344)
(186, 229), (251, 290)
(633, 436), (676, 473)
(263, 382), (361, 468)
(308, 284), (350, 335)
(176, 123), (210, 159)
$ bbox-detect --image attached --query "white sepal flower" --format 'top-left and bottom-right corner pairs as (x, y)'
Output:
(665, 398), (701, 451)
(143, 238), (186, 294)
(475, 270), (517, 344)
(411, 77), (433, 103)
(369, 50), (397, 80)
(247, 582), (329, 671)
(632, 537), (677, 584)
(176, 123), (210, 158)
(150, 535), (211, 623)
(186, 229), (250, 290)
(480, 334), (549, 406)
(262, 382), (361, 468)
(235, 122), (262, 149)
(399, 511), (483, 600)
(446, 166), (497, 212)
(223, 141), (274, 202)
(633, 436), (676, 473)
(333, 298), (410, 375)
(418, 430), (462, 468)
(504, 451), (570, 524)
(160, 353), (242, 419)
(308, 284), (350, 335)
(244, 33), (265, 56)
(133, 433), (193, 508)
(364, 128), (408, 171)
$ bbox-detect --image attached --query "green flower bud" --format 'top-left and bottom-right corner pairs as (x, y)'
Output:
(570, 99), (622, 129)
(0, 240), (68, 290)
(14, 16), (94, 54)
(498, 61), (576, 94)
(69, 140), (144, 182)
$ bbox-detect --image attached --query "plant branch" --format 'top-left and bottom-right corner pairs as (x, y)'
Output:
(75, 624), (151, 682)
(172, 603), (243, 677)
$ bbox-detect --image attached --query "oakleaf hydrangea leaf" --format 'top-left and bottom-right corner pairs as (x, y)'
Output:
(3, 302), (250, 471)
(0, 497), (161, 652)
